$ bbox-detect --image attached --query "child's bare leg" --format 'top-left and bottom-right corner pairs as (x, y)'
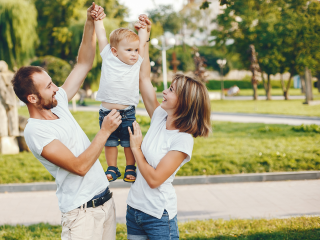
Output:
(105, 146), (118, 180)
(124, 147), (136, 180)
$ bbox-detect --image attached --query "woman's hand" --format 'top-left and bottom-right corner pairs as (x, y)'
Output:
(128, 121), (143, 151)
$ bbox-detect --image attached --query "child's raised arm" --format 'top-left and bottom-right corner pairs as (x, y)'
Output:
(93, 20), (108, 52)
(138, 25), (149, 58)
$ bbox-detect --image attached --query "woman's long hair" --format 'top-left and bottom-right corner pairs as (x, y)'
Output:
(172, 74), (211, 138)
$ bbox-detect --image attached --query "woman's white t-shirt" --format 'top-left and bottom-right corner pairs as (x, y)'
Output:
(24, 88), (109, 213)
(127, 106), (194, 220)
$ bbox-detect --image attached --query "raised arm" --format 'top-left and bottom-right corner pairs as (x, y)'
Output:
(135, 16), (159, 118)
(138, 26), (148, 58)
(94, 20), (108, 52)
(41, 110), (121, 176)
(61, 3), (105, 101)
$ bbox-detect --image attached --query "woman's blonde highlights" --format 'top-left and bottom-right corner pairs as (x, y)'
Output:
(172, 74), (211, 138)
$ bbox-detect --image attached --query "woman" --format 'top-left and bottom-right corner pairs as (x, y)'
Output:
(126, 15), (211, 240)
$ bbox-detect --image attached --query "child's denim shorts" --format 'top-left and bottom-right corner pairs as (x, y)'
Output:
(99, 105), (136, 148)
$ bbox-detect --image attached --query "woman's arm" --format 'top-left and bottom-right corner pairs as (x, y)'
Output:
(135, 16), (159, 118)
(129, 122), (187, 189)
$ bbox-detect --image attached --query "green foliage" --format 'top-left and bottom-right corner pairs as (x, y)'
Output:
(167, 46), (194, 72)
(206, 79), (294, 90)
(0, 217), (319, 239)
(31, 56), (71, 87)
(0, 0), (38, 70)
(147, 5), (182, 34)
(292, 124), (320, 133)
(199, 1), (211, 10)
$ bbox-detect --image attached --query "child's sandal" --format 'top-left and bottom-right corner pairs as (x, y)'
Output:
(123, 165), (136, 183)
(105, 166), (121, 182)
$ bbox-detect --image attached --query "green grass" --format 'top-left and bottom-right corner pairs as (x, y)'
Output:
(210, 99), (320, 117)
(0, 216), (319, 239)
(0, 109), (319, 184)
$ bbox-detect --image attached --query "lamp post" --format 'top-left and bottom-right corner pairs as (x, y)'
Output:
(217, 59), (227, 100)
(151, 35), (176, 90)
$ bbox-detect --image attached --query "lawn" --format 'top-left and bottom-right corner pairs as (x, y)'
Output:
(0, 109), (319, 184)
(0, 216), (319, 239)
(210, 99), (320, 117)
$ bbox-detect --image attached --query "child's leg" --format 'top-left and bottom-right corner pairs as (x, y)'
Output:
(105, 146), (118, 180)
(124, 147), (136, 180)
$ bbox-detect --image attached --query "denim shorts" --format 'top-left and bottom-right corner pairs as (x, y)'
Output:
(99, 106), (136, 148)
(126, 205), (179, 240)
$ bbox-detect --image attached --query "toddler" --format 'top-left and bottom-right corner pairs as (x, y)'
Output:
(91, 10), (149, 182)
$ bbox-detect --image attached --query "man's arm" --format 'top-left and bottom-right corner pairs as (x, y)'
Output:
(41, 110), (121, 176)
(61, 3), (105, 101)
(94, 20), (108, 53)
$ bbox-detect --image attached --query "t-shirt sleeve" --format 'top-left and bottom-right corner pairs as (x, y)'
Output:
(169, 134), (194, 166)
(24, 124), (58, 156)
(55, 87), (68, 108)
(150, 106), (167, 125)
(100, 44), (111, 59)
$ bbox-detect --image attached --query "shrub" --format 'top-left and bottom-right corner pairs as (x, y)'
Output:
(292, 124), (320, 133)
(31, 55), (71, 86)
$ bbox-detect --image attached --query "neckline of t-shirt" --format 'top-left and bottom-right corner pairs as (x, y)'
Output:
(28, 111), (61, 122)
(163, 121), (179, 133)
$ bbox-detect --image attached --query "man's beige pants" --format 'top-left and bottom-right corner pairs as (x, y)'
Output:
(61, 197), (116, 240)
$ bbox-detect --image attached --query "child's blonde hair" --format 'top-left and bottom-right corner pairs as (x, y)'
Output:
(109, 28), (139, 48)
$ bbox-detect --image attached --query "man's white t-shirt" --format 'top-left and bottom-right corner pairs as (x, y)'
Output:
(95, 44), (143, 107)
(127, 106), (194, 220)
(24, 87), (109, 213)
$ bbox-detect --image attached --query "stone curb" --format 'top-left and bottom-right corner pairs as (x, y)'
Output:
(1, 171), (319, 193)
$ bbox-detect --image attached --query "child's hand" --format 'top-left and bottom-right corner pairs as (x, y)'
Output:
(138, 14), (152, 33)
(89, 2), (106, 21)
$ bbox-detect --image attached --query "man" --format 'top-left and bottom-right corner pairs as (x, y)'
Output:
(11, 3), (121, 239)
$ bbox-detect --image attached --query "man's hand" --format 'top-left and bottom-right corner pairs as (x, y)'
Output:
(87, 2), (105, 21)
(128, 121), (143, 151)
(101, 109), (122, 135)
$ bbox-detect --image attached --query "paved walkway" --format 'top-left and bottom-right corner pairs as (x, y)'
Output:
(69, 105), (320, 125)
(0, 180), (319, 226)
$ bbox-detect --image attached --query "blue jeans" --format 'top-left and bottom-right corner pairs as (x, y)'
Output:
(126, 205), (179, 240)
(99, 106), (136, 147)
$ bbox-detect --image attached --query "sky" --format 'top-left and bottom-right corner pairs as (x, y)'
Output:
(119, 0), (186, 22)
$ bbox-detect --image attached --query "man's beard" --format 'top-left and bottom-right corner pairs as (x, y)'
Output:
(36, 93), (58, 110)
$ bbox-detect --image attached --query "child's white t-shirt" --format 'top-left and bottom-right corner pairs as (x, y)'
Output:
(24, 87), (109, 213)
(127, 106), (194, 220)
(96, 44), (143, 107)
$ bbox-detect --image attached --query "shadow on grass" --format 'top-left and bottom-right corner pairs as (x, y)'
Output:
(181, 228), (320, 240)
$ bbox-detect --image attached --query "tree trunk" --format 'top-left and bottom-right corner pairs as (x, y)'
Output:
(252, 81), (258, 100)
(266, 74), (271, 100)
(283, 73), (293, 100)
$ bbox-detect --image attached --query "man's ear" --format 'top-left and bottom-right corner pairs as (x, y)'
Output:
(27, 94), (38, 104)
(111, 47), (118, 57)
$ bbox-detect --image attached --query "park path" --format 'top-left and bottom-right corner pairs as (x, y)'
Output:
(0, 180), (319, 225)
(69, 105), (320, 125)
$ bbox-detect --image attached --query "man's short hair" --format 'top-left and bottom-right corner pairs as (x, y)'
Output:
(109, 28), (139, 48)
(11, 66), (44, 104)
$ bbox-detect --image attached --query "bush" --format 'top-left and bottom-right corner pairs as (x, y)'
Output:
(292, 124), (320, 133)
(31, 55), (71, 86)
(206, 79), (294, 90)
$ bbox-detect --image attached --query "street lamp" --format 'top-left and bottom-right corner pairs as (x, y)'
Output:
(217, 59), (227, 100)
(151, 35), (176, 90)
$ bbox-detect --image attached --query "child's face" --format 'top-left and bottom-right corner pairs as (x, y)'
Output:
(112, 39), (140, 65)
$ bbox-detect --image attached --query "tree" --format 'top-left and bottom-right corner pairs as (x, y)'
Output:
(211, 0), (320, 100)
(0, 0), (38, 70)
